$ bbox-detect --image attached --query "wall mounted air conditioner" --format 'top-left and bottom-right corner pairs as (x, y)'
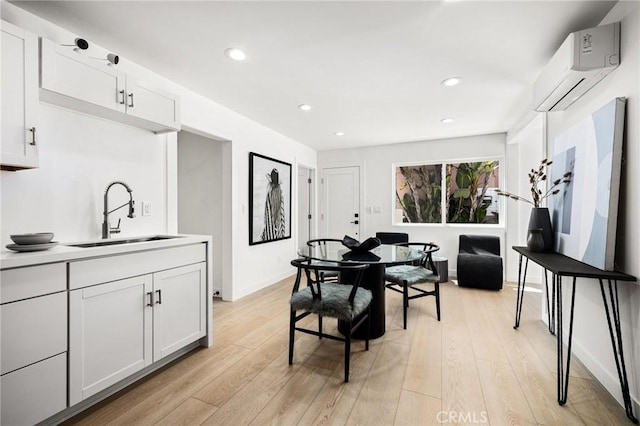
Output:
(533, 22), (620, 112)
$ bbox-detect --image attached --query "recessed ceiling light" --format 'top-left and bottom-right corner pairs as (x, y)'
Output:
(298, 104), (312, 111)
(441, 77), (461, 87)
(441, 118), (455, 124)
(224, 48), (246, 61)
(334, 131), (344, 136)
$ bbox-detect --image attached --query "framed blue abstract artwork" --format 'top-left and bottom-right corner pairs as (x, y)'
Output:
(550, 97), (626, 270)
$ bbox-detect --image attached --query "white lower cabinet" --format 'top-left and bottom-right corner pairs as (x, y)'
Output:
(153, 263), (207, 361)
(1, 353), (67, 426)
(70, 262), (206, 405)
(0, 263), (68, 425)
(69, 274), (153, 405)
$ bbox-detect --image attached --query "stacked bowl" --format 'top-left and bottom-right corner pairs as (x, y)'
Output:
(6, 233), (58, 252)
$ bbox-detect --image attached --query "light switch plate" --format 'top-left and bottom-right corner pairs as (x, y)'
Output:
(141, 201), (152, 216)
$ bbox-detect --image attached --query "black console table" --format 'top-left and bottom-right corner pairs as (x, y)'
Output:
(512, 246), (637, 424)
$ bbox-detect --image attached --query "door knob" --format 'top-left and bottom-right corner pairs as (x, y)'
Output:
(350, 220), (359, 224)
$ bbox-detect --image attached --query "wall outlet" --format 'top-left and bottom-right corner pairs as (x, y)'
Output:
(141, 201), (152, 216)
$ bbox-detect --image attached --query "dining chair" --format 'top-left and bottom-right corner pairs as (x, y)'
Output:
(384, 242), (441, 329)
(306, 238), (343, 281)
(375, 232), (409, 245)
(289, 258), (372, 382)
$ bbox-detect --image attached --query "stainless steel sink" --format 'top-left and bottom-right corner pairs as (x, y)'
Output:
(66, 235), (180, 248)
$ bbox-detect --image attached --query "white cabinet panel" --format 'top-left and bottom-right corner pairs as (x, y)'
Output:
(69, 275), (153, 405)
(153, 263), (206, 360)
(0, 262), (66, 304)
(69, 243), (206, 289)
(1, 20), (39, 170)
(125, 75), (180, 130)
(1, 353), (67, 425)
(1, 291), (67, 375)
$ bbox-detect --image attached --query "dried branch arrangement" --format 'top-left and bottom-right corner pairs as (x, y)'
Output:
(496, 159), (571, 208)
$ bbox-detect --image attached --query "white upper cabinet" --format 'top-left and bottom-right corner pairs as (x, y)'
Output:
(40, 37), (126, 114)
(40, 37), (180, 133)
(124, 74), (180, 130)
(1, 21), (39, 170)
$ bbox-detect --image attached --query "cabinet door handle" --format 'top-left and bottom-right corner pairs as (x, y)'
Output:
(128, 92), (134, 108)
(146, 291), (153, 307)
(155, 289), (162, 304)
(119, 90), (126, 105)
(29, 127), (37, 146)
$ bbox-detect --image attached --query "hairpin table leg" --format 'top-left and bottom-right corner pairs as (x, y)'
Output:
(599, 279), (638, 424)
(514, 254), (529, 329)
(556, 276), (576, 406)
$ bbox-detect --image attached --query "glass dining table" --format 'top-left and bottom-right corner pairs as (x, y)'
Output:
(298, 241), (425, 338)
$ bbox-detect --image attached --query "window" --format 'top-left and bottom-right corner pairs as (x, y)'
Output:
(446, 161), (500, 224)
(394, 160), (500, 225)
(395, 164), (442, 223)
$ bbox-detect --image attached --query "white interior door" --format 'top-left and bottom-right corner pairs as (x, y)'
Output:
(321, 166), (360, 239)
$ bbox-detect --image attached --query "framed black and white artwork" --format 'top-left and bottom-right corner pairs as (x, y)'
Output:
(249, 152), (292, 245)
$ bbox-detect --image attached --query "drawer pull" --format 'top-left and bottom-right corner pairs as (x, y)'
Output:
(29, 127), (37, 145)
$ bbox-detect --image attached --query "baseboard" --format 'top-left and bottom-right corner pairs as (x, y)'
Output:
(571, 338), (640, 413)
(231, 270), (294, 301)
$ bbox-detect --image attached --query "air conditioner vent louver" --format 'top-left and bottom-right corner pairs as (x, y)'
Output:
(533, 22), (620, 112)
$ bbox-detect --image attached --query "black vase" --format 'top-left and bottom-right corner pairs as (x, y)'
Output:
(528, 207), (554, 252)
(527, 228), (545, 252)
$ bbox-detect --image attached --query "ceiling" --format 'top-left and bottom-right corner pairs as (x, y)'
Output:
(11, 1), (617, 151)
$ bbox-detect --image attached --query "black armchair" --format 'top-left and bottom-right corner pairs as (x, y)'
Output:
(457, 235), (503, 290)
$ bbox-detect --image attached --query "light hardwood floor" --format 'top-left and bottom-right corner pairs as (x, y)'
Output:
(67, 277), (631, 425)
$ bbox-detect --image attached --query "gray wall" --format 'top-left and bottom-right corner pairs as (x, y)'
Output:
(177, 131), (224, 295)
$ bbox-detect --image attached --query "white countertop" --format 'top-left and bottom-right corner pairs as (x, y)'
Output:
(0, 234), (212, 269)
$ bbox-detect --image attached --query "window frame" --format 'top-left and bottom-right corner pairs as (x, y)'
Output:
(392, 156), (504, 227)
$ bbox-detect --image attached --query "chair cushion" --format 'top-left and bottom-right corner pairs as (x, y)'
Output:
(290, 283), (372, 321)
(385, 265), (439, 285)
(457, 253), (503, 290)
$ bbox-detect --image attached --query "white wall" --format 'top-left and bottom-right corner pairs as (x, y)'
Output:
(1, 103), (168, 246)
(317, 133), (506, 277)
(175, 91), (317, 300)
(504, 114), (546, 284)
(545, 1), (640, 411)
(1, 2), (317, 301)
